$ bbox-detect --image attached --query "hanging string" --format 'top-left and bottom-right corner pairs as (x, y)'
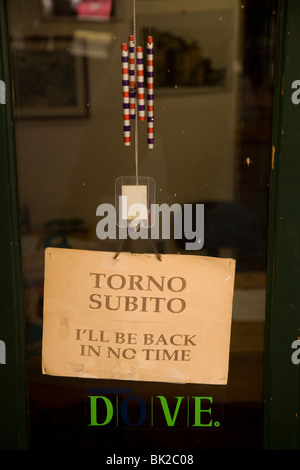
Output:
(148, 0), (152, 35)
(133, 0), (139, 181)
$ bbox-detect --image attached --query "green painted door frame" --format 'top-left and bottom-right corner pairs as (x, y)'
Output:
(0, 0), (28, 449)
(264, 0), (300, 450)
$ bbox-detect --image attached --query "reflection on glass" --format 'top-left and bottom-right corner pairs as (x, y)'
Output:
(8, 0), (277, 450)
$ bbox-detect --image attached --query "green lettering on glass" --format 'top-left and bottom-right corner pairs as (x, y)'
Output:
(88, 396), (114, 426)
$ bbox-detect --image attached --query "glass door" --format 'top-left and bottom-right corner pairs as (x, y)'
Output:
(5, 0), (279, 451)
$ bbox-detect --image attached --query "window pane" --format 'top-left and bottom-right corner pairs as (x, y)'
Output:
(8, 0), (278, 451)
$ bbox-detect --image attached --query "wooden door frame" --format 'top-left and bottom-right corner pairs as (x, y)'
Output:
(264, 0), (300, 450)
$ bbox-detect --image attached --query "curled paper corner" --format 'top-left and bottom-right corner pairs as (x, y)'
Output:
(41, 361), (53, 376)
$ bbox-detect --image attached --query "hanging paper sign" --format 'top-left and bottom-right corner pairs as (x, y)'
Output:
(42, 248), (236, 385)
